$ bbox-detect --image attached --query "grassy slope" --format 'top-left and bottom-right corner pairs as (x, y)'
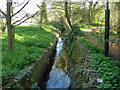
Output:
(1, 24), (59, 82)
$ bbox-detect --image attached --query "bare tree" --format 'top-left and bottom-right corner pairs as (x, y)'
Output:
(0, 0), (38, 52)
(37, 1), (48, 29)
(65, 1), (72, 28)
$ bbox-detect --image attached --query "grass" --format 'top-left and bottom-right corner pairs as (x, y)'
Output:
(78, 23), (120, 88)
(65, 23), (120, 88)
(79, 22), (102, 29)
(1, 24), (59, 82)
(79, 36), (120, 88)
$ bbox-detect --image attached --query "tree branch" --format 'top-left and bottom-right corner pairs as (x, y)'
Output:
(47, 10), (61, 19)
(0, 9), (7, 17)
(11, 0), (30, 17)
(13, 11), (38, 26)
(13, 0), (26, 8)
(12, 14), (28, 25)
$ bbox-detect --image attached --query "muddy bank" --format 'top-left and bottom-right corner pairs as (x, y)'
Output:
(66, 37), (100, 88)
(3, 37), (58, 89)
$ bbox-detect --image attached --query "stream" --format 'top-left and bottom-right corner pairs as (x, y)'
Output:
(46, 37), (71, 88)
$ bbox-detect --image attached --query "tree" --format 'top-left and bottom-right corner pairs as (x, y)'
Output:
(47, 1), (71, 30)
(65, 1), (72, 28)
(37, 1), (48, 29)
(0, 0), (38, 52)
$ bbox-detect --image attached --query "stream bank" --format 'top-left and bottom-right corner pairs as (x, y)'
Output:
(3, 37), (58, 89)
(3, 35), (71, 89)
(66, 37), (99, 88)
(63, 26), (100, 88)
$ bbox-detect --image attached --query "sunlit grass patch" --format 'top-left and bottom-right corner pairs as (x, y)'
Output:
(1, 24), (59, 82)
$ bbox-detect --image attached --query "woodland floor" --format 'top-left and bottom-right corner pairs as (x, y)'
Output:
(81, 25), (120, 61)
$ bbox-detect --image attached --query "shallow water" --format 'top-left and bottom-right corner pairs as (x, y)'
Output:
(46, 37), (70, 88)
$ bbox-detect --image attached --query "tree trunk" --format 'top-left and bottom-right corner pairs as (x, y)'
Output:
(40, 14), (43, 30)
(7, 2), (14, 51)
(89, 1), (93, 25)
(69, 2), (71, 18)
(82, 2), (86, 22)
(65, 2), (72, 28)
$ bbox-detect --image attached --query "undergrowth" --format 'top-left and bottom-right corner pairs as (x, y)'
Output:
(79, 36), (120, 88)
(64, 23), (120, 88)
(65, 24), (85, 56)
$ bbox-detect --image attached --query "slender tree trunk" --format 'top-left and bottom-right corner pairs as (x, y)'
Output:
(82, 2), (86, 22)
(89, 1), (93, 25)
(40, 14), (43, 30)
(7, 2), (14, 51)
(65, 2), (71, 28)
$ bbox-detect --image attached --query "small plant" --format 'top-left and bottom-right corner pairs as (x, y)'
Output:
(91, 54), (120, 88)
(79, 36), (120, 88)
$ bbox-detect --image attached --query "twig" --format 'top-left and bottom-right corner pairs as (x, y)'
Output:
(13, 0), (26, 8)
(0, 9), (7, 17)
(14, 11), (38, 26)
(11, 0), (30, 17)
(12, 14), (27, 25)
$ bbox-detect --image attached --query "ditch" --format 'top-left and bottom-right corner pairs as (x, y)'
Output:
(40, 37), (71, 89)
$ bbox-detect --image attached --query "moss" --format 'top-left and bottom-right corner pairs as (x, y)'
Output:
(71, 39), (83, 64)
(55, 49), (69, 71)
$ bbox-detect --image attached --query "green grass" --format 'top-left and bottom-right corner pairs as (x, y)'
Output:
(78, 23), (120, 88)
(100, 28), (118, 36)
(79, 22), (101, 29)
(1, 24), (59, 82)
(65, 23), (120, 88)
(79, 24), (93, 29)
(79, 36), (120, 88)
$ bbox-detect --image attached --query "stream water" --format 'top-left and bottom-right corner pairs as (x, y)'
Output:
(46, 37), (71, 88)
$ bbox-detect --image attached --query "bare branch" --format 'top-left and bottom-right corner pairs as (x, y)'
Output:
(13, 11), (38, 26)
(0, 9), (7, 17)
(11, 0), (30, 17)
(12, 14), (28, 25)
(13, 0), (26, 8)
(47, 10), (61, 19)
